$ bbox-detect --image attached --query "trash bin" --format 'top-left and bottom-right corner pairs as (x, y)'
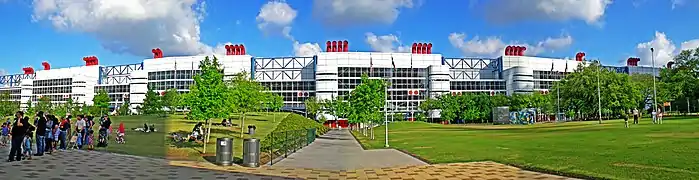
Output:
(216, 138), (233, 166)
(248, 125), (257, 136)
(306, 128), (316, 144)
(242, 138), (260, 167)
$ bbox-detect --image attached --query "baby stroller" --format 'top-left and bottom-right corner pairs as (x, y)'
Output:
(116, 132), (125, 144)
(96, 128), (108, 147)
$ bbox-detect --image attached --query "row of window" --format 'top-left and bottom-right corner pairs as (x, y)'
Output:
(148, 70), (202, 81)
(337, 78), (427, 90)
(31, 95), (71, 102)
(336, 90), (426, 101)
(337, 67), (428, 78)
(148, 81), (195, 91)
(95, 85), (130, 93)
(33, 87), (72, 94)
(450, 81), (506, 91)
(259, 81), (316, 91)
(0, 89), (21, 95)
(533, 71), (568, 80)
(269, 92), (314, 102)
(534, 81), (555, 90)
(34, 78), (72, 87)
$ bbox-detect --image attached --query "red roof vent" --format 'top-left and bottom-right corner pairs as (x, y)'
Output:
(575, 52), (587, 61)
(626, 57), (640, 66)
(82, 56), (99, 66)
(224, 44), (246, 55)
(151, 48), (163, 58)
(22, 67), (35, 74)
(343, 40), (349, 52)
(41, 61), (51, 70)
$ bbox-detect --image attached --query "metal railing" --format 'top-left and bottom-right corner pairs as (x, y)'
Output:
(260, 128), (316, 165)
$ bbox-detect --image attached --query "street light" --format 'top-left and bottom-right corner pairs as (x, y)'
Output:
(383, 76), (390, 148)
(651, 47), (659, 124)
(596, 60), (602, 124)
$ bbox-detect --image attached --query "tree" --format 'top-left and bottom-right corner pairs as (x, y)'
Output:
(142, 88), (163, 115)
(660, 48), (699, 113)
(268, 93), (284, 122)
(162, 88), (181, 114)
(36, 96), (53, 113)
(118, 100), (131, 116)
(93, 89), (111, 115)
(228, 72), (266, 139)
(0, 93), (19, 117)
(304, 97), (321, 120)
(184, 56), (231, 153)
(25, 100), (35, 115)
(347, 74), (386, 139)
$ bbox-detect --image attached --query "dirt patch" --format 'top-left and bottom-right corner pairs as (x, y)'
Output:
(413, 146), (432, 149)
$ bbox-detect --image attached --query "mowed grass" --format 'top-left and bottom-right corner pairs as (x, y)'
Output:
(354, 117), (699, 180)
(93, 112), (289, 162)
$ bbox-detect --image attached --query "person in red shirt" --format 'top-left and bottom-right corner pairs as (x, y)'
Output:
(116, 122), (125, 144)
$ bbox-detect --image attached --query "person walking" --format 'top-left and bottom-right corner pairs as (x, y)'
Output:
(58, 116), (71, 150)
(100, 115), (112, 140)
(657, 106), (664, 124)
(633, 108), (639, 124)
(33, 111), (47, 156)
(7, 111), (29, 162)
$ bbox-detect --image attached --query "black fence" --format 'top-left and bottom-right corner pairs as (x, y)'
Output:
(260, 128), (316, 165)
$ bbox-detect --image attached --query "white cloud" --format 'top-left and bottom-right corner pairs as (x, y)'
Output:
(448, 32), (573, 57)
(313, 0), (414, 26)
(635, 32), (677, 67)
(32, 0), (215, 57)
(365, 32), (411, 53)
(257, 1), (297, 40)
(293, 41), (322, 57)
(0, 69), (6, 76)
(484, 0), (612, 24)
(680, 39), (699, 51)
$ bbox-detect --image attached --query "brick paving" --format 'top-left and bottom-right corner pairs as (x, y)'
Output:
(0, 131), (579, 180)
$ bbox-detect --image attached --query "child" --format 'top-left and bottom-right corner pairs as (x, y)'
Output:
(23, 130), (33, 160)
(86, 128), (95, 150)
(116, 122), (125, 144)
(0, 123), (9, 147)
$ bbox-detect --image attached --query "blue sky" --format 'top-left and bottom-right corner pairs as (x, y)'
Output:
(1, 0), (698, 75)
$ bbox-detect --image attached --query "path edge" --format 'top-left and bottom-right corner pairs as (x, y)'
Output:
(348, 129), (433, 165)
(496, 161), (608, 180)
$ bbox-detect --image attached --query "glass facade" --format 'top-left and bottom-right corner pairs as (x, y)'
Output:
(32, 78), (73, 102)
(147, 70), (201, 91)
(259, 81), (316, 109)
(337, 67), (428, 112)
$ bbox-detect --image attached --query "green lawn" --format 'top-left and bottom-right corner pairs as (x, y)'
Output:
(354, 117), (699, 180)
(93, 112), (289, 162)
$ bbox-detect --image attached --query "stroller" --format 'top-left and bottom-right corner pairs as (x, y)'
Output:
(96, 128), (108, 147)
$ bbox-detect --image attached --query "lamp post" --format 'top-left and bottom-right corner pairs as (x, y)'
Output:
(384, 77), (390, 148)
(597, 61), (602, 124)
(651, 47), (658, 124)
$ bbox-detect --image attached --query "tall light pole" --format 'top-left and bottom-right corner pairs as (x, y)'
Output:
(384, 77), (390, 148)
(651, 47), (658, 124)
(597, 63), (602, 124)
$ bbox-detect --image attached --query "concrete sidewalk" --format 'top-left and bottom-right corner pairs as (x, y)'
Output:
(272, 129), (428, 170)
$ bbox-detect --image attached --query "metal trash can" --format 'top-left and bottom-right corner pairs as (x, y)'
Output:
(242, 138), (260, 167)
(216, 138), (233, 166)
(248, 125), (257, 136)
(307, 128), (316, 144)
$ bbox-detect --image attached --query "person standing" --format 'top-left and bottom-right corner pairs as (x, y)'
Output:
(75, 115), (86, 149)
(58, 115), (71, 150)
(34, 111), (47, 156)
(7, 111), (29, 162)
(44, 115), (55, 154)
(100, 115), (112, 139)
(633, 108), (639, 124)
(657, 106), (664, 124)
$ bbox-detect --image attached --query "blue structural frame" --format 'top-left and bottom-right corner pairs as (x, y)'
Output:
(250, 57), (256, 79)
(99, 63), (144, 85)
(0, 73), (35, 87)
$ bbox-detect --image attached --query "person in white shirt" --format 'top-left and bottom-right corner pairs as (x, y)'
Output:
(75, 115), (87, 149)
(632, 108), (639, 124)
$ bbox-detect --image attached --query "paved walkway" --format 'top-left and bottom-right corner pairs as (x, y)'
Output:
(0, 148), (294, 180)
(271, 130), (428, 170)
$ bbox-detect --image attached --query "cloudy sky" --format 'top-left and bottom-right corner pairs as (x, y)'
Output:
(0, 0), (698, 74)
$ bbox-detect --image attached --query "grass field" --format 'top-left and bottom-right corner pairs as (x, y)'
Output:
(354, 117), (699, 180)
(92, 112), (289, 162)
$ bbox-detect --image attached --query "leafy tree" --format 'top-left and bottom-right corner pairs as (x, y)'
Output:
(509, 93), (532, 111)
(264, 93), (284, 122)
(660, 48), (699, 113)
(304, 97), (321, 120)
(93, 89), (111, 115)
(36, 96), (53, 113)
(347, 74), (387, 139)
(25, 100), (35, 115)
(118, 100), (131, 116)
(184, 56), (231, 153)
(0, 93), (19, 117)
(142, 88), (163, 115)
(162, 88), (181, 114)
(228, 72), (266, 138)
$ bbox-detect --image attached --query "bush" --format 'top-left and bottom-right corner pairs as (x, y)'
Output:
(259, 113), (329, 163)
(269, 113), (328, 136)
